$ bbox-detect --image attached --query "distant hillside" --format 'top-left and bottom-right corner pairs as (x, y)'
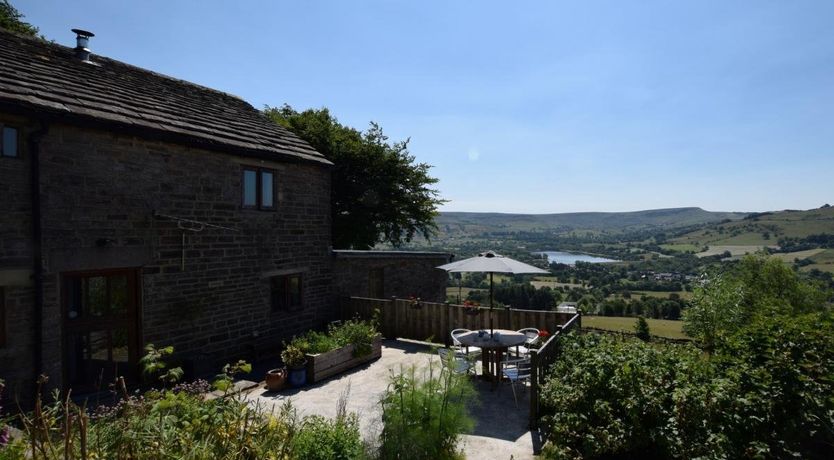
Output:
(436, 207), (748, 237)
(669, 206), (834, 273)
(672, 207), (834, 247)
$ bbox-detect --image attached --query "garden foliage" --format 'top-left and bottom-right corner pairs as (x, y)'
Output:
(541, 256), (834, 459)
(286, 316), (379, 359)
(0, 364), (366, 459)
(378, 357), (476, 460)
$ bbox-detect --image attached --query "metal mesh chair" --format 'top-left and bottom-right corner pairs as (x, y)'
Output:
(502, 358), (532, 407)
(511, 328), (540, 358)
(437, 347), (473, 375)
(451, 328), (482, 358)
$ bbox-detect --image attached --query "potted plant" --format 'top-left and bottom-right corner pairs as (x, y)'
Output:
(462, 300), (480, 316)
(281, 345), (308, 387)
(529, 329), (551, 349)
(264, 367), (287, 391)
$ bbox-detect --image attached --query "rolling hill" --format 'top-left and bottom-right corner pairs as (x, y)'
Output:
(436, 207), (748, 238)
(669, 206), (834, 272)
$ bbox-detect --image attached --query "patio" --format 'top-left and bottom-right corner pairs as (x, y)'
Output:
(245, 339), (538, 460)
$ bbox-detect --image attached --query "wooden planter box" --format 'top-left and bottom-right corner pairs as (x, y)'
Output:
(306, 335), (382, 384)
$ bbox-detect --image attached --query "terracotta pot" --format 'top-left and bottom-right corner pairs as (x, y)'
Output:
(265, 368), (287, 391)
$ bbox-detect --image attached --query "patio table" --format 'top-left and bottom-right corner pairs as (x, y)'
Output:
(455, 329), (527, 386)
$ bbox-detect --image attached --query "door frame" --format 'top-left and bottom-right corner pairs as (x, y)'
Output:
(60, 267), (142, 392)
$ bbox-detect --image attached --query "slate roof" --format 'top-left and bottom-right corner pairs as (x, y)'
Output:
(0, 28), (331, 166)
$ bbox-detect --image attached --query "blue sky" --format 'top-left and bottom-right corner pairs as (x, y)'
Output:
(18, 1), (834, 213)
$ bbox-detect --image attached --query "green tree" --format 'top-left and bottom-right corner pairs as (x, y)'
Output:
(684, 254), (830, 351)
(0, 1), (38, 36)
(634, 316), (651, 341)
(265, 105), (444, 249)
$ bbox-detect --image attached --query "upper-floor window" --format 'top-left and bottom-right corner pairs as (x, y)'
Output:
(1, 125), (19, 158)
(242, 167), (275, 210)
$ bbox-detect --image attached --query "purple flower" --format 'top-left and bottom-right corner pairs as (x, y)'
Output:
(0, 382), (8, 446)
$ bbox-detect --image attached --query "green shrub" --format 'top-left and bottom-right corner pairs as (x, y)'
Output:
(292, 412), (364, 460)
(378, 359), (476, 460)
(711, 312), (834, 458)
(329, 317), (378, 357)
(139, 343), (183, 385)
(540, 316), (834, 459)
(540, 334), (717, 459)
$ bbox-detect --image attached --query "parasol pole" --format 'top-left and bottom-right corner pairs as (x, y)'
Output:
(489, 272), (494, 335)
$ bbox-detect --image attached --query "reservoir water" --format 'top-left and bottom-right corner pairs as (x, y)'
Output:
(534, 251), (618, 265)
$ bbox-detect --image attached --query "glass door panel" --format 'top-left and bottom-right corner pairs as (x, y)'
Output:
(63, 269), (139, 391)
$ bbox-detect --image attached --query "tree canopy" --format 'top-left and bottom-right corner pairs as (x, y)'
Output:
(0, 1), (38, 36)
(683, 253), (831, 350)
(265, 105), (444, 249)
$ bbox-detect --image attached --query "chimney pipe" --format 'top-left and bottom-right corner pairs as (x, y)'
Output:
(71, 28), (95, 62)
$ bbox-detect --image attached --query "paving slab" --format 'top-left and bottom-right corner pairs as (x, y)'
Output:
(245, 339), (537, 459)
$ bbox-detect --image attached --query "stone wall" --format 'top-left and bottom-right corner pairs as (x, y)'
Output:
(2, 120), (333, 393)
(332, 250), (452, 303)
(0, 113), (36, 399)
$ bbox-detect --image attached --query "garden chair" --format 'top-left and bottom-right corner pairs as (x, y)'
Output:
(511, 328), (540, 358)
(501, 358), (532, 408)
(450, 328), (482, 358)
(437, 347), (473, 375)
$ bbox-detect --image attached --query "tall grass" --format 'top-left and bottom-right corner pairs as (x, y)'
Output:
(378, 355), (476, 460)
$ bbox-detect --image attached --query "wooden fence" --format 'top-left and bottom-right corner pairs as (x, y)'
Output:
(340, 296), (577, 345)
(528, 313), (581, 428)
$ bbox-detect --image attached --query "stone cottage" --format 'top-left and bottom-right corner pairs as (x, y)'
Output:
(0, 28), (450, 400)
(0, 27), (335, 396)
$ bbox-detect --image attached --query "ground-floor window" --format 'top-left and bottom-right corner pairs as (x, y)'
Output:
(271, 273), (303, 312)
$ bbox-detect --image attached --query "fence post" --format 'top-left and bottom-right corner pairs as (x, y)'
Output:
(391, 296), (399, 340)
(529, 348), (539, 429)
(444, 302), (451, 346)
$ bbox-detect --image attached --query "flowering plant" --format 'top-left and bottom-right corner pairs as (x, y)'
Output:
(529, 330), (551, 348)
(462, 300), (480, 314)
(0, 379), (8, 446)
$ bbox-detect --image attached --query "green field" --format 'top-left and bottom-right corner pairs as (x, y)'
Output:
(770, 248), (825, 263)
(659, 243), (702, 253)
(674, 207), (834, 249)
(583, 316), (689, 339)
(696, 245), (772, 258)
(609, 290), (693, 301)
(803, 248), (834, 274)
(530, 276), (583, 289)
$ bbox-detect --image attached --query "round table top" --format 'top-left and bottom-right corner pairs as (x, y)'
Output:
(456, 329), (527, 348)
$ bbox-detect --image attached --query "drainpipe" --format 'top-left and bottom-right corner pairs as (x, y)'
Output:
(29, 121), (49, 387)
